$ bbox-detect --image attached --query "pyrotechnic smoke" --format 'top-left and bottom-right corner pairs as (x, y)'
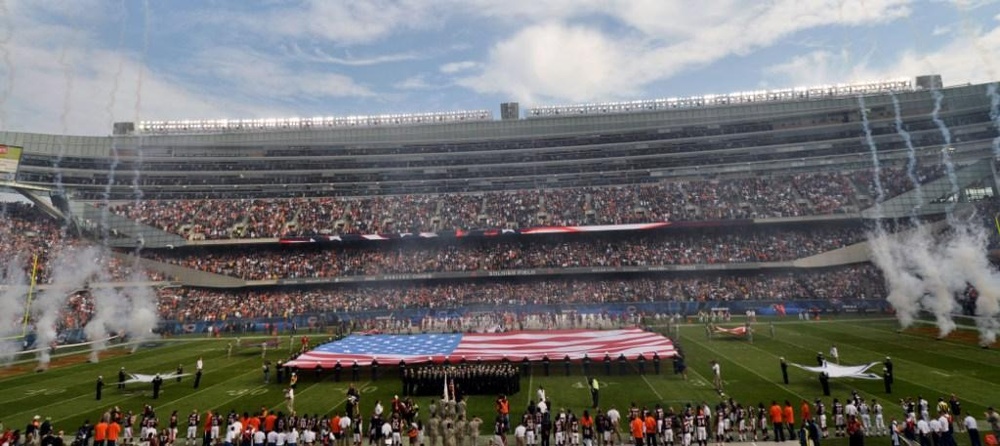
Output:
(53, 44), (75, 206)
(124, 269), (158, 351)
(930, 89), (960, 217)
(0, 0), (15, 130)
(32, 245), (103, 367)
(83, 264), (125, 362)
(890, 94), (924, 219)
(858, 96), (885, 211)
(868, 91), (1000, 344)
(904, 225), (959, 337)
(989, 83), (1000, 157)
(100, 0), (128, 240)
(0, 255), (29, 362)
(942, 223), (1000, 345)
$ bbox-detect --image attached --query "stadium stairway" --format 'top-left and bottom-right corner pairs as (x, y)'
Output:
(113, 250), (247, 288)
(72, 201), (188, 249)
(860, 158), (993, 219)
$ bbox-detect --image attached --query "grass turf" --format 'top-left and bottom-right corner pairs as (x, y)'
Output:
(0, 316), (996, 446)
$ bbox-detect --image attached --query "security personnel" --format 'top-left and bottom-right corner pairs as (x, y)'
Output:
(884, 357), (893, 384)
(780, 357), (789, 384)
(604, 353), (612, 376)
(652, 352), (661, 375)
(352, 360), (360, 381)
(582, 354), (591, 376)
(542, 355), (551, 376)
(152, 374), (163, 399)
(563, 355), (572, 377)
(618, 354), (627, 375)
(882, 367), (892, 394)
(636, 354), (646, 375)
(334, 360), (342, 382)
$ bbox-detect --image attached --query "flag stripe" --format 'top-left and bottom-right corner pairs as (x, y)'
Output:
(285, 328), (675, 368)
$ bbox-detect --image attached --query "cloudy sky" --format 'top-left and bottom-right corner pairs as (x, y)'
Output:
(0, 0), (998, 135)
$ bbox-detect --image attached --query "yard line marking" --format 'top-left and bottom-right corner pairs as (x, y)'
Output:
(639, 374), (664, 401)
(683, 331), (811, 403)
(766, 325), (997, 407)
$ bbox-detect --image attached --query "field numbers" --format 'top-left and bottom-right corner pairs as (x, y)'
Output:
(25, 388), (66, 396)
(226, 388), (268, 397)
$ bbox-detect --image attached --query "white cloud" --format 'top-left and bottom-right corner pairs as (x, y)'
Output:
(394, 75), (435, 90)
(767, 20), (1000, 87)
(439, 61), (478, 74)
(243, 0), (444, 45)
(458, 23), (643, 104)
(189, 47), (374, 100)
(0, 4), (347, 135)
(286, 44), (420, 66)
(936, 0), (1000, 9)
(458, 0), (912, 105)
(933, 25), (954, 36)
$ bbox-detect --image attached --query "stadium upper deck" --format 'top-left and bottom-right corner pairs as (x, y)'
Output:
(1, 76), (996, 201)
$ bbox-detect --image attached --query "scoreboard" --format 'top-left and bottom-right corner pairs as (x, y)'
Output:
(0, 144), (23, 181)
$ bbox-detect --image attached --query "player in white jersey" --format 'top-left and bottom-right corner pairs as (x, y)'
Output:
(662, 412), (675, 446)
(873, 400), (886, 436)
(526, 415), (537, 446)
(555, 414), (566, 446)
(681, 413), (693, 446)
(858, 401), (871, 433)
(186, 409), (201, 445)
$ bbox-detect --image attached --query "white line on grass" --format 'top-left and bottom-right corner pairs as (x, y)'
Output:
(322, 381), (373, 417)
(12, 353), (262, 421)
(684, 333), (811, 402)
(765, 326), (998, 407)
(639, 374), (664, 401)
(48, 355), (268, 425)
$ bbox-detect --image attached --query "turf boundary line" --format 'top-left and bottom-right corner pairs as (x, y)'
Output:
(763, 324), (996, 408)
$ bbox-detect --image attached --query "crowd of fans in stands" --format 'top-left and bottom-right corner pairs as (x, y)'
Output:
(0, 203), (167, 284)
(107, 166), (946, 240)
(143, 225), (868, 280)
(155, 266), (885, 323)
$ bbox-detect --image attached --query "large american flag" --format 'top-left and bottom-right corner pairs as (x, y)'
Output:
(285, 328), (676, 368)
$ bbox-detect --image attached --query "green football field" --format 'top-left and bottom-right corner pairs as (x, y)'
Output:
(1, 316), (996, 446)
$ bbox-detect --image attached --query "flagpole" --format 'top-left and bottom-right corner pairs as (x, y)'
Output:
(443, 369), (449, 401)
(22, 254), (39, 338)
(0, 254), (39, 342)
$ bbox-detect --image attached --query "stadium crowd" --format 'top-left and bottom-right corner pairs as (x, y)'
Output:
(143, 226), (868, 281)
(155, 266), (885, 323)
(106, 166), (945, 240)
(0, 203), (168, 284)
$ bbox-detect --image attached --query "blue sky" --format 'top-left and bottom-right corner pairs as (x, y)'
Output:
(0, 0), (999, 135)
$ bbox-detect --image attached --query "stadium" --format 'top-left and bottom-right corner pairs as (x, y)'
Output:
(2, 72), (1000, 446)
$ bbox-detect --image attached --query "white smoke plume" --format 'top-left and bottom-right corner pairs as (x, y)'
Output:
(82, 263), (126, 362)
(123, 268), (159, 350)
(868, 227), (925, 328)
(32, 245), (103, 367)
(890, 93), (924, 219)
(942, 223), (1000, 345)
(987, 83), (1000, 157)
(903, 225), (958, 337)
(0, 255), (29, 361)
